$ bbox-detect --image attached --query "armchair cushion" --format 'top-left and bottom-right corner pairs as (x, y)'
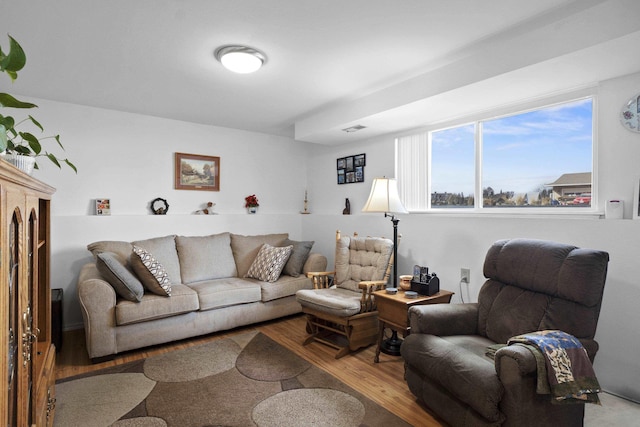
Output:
(296, 287), (362, 317)
(335, 235), (393, 292)
(402, 333), (505, 423)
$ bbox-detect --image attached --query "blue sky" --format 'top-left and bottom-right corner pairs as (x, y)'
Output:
(431, 98), (593, 195)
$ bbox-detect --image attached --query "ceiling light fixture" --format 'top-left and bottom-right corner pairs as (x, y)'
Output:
(215, 45), (266, 74)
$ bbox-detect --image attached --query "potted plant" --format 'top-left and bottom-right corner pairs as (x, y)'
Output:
(244, 194), (259, 213)
(0, 35), (76, 174)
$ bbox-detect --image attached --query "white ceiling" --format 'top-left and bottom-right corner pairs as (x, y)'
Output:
(1, 0), (639, 145)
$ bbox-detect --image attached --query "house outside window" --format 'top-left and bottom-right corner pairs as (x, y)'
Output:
(397, 97), (595, 212)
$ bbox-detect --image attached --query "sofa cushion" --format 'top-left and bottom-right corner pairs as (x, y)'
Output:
(115, 284), (199, 326)
(279, 239), (314, 277)
(87, 240), (133, 265)
(132, 235), (181, 284)
(258, 274), (314, 302)
(401, 334), (504, 423)
(187, 278), (261, 311)
(296, 288), (363, 317)
(131, 246), (172, 296)
(246, 244), (293, 282)
(96, 252), (144, 302)
(175, 233), (237, 283)
(230, 233), (288, 277)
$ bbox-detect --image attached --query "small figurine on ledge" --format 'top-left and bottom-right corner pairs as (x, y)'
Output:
(342, 198), (351, 215)
(195, 201), (217, 215)
(301, 190), (310, 214)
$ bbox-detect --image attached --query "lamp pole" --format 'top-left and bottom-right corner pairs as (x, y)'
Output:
(380, 212), (404, 356)
(386, 212), (399, 287)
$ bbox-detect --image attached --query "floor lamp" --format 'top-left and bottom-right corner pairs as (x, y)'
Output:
(362, 177), (408, 355)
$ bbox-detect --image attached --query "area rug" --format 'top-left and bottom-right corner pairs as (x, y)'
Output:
(54, 331), (411, 427)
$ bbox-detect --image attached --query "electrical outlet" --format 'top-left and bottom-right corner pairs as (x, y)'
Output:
(460, 268), (470, 283)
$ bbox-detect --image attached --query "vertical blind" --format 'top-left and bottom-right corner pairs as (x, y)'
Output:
(396, 132), (428, 211)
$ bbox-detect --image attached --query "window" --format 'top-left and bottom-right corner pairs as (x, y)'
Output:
(397, 97), (594, 212)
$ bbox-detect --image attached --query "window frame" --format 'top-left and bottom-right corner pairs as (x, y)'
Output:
(396, 89), (599, 216)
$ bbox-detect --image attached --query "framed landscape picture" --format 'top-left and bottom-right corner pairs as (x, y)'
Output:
(175, 152), (220, 191)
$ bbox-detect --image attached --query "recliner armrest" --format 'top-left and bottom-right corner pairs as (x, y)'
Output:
(494, 345), (538, 378)
(409, 303), (479, 335)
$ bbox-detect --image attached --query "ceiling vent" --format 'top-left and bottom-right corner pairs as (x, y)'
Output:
(341, 125), (367, 133)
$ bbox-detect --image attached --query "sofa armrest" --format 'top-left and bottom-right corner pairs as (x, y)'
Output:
(303, 252), (328, 274)
(77, 263), (118, 360)
(408, 303), (479, 335)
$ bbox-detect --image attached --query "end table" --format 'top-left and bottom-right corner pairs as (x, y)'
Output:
(374, 289), (454, 362)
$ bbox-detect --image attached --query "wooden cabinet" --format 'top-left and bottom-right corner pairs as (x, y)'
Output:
(0, 161), (56, 426)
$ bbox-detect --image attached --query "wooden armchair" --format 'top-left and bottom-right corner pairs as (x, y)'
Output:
(295, 231), (394, 358)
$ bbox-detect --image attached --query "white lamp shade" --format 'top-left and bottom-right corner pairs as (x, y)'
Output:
(362, 178), (408, 214)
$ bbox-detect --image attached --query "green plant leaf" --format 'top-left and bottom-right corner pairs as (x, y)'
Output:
(0, 36), (26, 77)
(14, 145), (30, 155)
(46, 153), (61, 168)
(20, 132), (41, 154)
(54, 134), (64, 149)
(64, 159), (78, 173)
(27, 115), (43, 132)
(0, 93), (38, 109)
(0, 114), (15, 131)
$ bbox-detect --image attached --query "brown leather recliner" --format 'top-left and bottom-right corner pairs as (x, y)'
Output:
(401, 238), (609, 426)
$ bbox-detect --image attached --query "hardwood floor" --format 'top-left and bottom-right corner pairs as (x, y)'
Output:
(56, 314), (444, 427)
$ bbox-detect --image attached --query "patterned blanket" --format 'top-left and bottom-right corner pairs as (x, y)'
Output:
(507, 330), (601, 404)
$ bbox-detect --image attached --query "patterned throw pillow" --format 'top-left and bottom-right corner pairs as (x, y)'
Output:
(245, 244), (293, 283)
(131, 245), (172, 296)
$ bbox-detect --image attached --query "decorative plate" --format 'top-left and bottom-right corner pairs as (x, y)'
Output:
(620, 93), (640, 132)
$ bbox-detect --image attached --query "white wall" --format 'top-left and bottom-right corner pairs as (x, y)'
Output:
(30, 71), (640, 402)
(303, 72), (640, 402)
(30, 99), (311, 333)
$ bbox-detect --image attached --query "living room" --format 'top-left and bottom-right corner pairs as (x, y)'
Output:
(2, 0), (640, 425)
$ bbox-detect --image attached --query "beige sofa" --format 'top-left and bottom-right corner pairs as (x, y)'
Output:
(77, 232), (327, 361)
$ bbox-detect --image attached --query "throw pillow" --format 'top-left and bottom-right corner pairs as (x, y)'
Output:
(279, 239), (314, 277)
(245, 243), (293, 283)
(230, 233), (289, 278)
(96, 252), (144, 302)
(131, 245), (172, 296)
(131, 235), (181, 285)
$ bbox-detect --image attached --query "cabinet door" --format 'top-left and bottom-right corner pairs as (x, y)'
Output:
(7, 207), (22, 427)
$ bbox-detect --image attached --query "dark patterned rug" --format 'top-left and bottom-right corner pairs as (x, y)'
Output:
(54, 331), (411, 427)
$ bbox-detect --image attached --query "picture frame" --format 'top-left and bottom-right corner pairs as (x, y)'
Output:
(175, 152), (220, 191)
(95, 198), (111, 215)
(337, 153), (366, 185)
(354, 153), (366, 167)
(634, 177), (640, 219)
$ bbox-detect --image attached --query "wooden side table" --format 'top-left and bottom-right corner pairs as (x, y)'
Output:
(374, 289), (454, 362)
